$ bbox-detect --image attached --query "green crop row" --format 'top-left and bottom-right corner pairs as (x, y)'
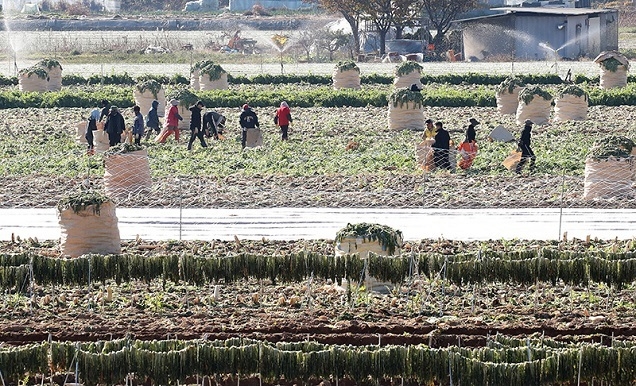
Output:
(3, 83), (636, 108)
(0, 72), (569, 88)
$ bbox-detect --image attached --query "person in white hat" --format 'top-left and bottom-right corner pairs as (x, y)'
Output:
(516, 119), (536, 174)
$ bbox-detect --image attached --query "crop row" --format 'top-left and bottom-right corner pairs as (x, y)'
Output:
(0, 72), (570, 87)
(2, 337), (636, 385)
(2, 249), (636, 290)
(4, 83), (636, 108)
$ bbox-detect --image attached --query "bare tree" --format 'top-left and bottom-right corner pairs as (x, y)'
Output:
(422, 0), (479, 50)
(316, 28), (351, 61)
(311, 0), (364, 57)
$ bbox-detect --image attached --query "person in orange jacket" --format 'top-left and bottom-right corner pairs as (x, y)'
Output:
(457, 118), (479, 169)
(274, 101), (293, 141)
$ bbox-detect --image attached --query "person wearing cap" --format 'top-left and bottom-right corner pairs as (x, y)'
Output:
(457, 118), (480, 169)
(274, 101), (293, 141)
(157, 99), (183, 144)
(187, 100), (208, 150)
(132, 105), (144, 146)
(104, 105), (125, 147)
(424, 119), (436, 139)
(515, 119), (536, 174)
(239, 104), (259, 149)
(433, 121), (451, 170)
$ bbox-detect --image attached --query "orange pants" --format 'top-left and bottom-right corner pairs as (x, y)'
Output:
(156, 126), (180, 143)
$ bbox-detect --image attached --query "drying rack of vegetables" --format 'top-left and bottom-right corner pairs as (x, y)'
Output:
(388, 88), (425, 109)
(335, 223), (403, 255)
(518, 85), (553, 105)
(3, 336), (636, 385)
(587, 135), (634, 161)
(5, 247), (636, 290)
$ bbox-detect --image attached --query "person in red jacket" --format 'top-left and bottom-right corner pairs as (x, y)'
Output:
(157, 99), (183, 143)
(274, 101), (293, 141)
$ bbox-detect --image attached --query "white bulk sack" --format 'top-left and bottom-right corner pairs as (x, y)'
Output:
(134, 88), (166, 118)
(516, 96), (552, 125)
(583, 157), (635, 200)
(496, 86), (522, 115)
(199, 72), (229, 90)
(244, 128), (263, 148)
(393, 69), (422, 89)
(190, 69), (200, 90)
(18, 72), (48, 92)
(104, 149), (152, 197)
(599, 66), (628, 89)
(554, 94), (588, 122)
(76, 121), (88, 144)
(59, 201), (121, 258)
(333, 69), (361, 90)
(388, 102), (425, 131)
(46, 65), (62, 91)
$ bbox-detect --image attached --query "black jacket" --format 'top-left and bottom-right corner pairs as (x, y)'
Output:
(465, 125), (476, 142)
(434, 128), (450, 150)
(240, 109), (259, 129)
(105, 112), (125, 135)
(189, 105), (203, 130)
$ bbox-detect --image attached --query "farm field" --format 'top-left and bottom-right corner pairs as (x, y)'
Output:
(4, 21), (636, 384)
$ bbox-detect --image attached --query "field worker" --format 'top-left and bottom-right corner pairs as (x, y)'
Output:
(157, 99), (183, 143)
(145, 100), (161, 140)
(274, 101), (293, 141)
(99, 99), (110, 122)
(132, 105), (144, 146)
(203, 110), (227, 140)
(515, 119), (536, 174)
(424, 119), (436, 139)
(187, 100), (208, 150)
(239, 104), (259, 149)
(433, 121), (451, 170)
(85, 107), (100, 153)
(465, 118), (479, 143)
(104, 106), (125, 147)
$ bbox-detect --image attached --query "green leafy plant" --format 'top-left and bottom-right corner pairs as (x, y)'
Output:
(395, 61), (423, 77)
(559, 84), (588, 101)
(389, 87), (424, 109)
(518, 85), (552, 105)
(135, 79), (162, 98)
(37, 58), (63, 70)
(588, 135), (635, 160)
(335, 223), (402, 255)
(191, 60), (216, 73)
(497, 76), (525, 94)
(335, 60), (360, 73)
(599, 57), (626, 72)
(18, 67), (48, 80)
(199, 63), (226, 81)
(166, 86), (198, 107)
(104, 143), (144, 156)
(57, 190), (110, 215)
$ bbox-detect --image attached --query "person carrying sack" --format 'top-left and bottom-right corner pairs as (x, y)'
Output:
(239, 104), (259, 149)
(515, 119), (536, 174)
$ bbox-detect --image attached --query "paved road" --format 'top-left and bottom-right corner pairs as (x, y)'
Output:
(1, 207), (635, 241)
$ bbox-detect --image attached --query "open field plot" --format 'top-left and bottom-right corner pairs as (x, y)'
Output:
(2, 104), (636, 209)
